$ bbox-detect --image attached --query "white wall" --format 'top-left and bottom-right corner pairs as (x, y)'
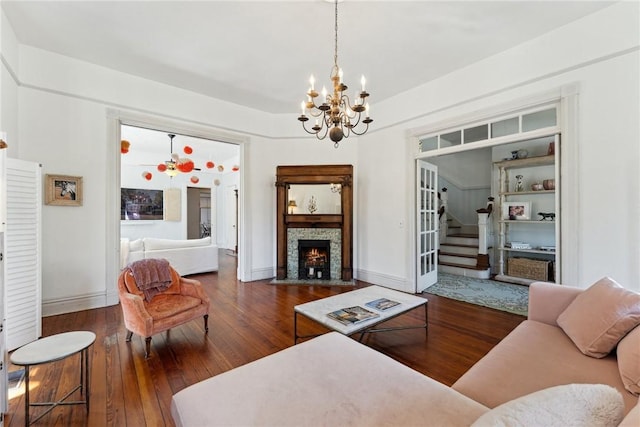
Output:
(355, 2), (639, 291)
(1, 1), (638, 316)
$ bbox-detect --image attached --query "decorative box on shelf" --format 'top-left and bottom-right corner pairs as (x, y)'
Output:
(507, 257), (553, 281)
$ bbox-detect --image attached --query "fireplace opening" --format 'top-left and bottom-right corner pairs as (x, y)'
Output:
(298, 240), (330, 280)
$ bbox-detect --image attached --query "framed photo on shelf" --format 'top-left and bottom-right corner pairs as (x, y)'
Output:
(502, 201), (531, 220)
(45, 174), (83, 206)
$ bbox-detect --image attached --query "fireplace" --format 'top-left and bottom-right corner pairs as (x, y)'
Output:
(276, 164), (353, 281)
(298, 240), (330, 280)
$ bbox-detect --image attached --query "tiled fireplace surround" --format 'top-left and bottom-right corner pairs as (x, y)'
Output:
(287, 228), (341, 280)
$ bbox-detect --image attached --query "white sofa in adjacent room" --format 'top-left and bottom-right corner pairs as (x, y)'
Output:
(120, 236), (218, 276)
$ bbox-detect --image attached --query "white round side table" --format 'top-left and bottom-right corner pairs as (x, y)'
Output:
(10, 331), (96, 426)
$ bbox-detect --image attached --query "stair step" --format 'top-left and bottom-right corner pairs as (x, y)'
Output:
(448, 233), (478, 238)
(439, 261), (489, 271)
(439, 251), (476, 259)
(439, 243), (478, 256)
(444, 236), (479, 246)
(439, 264), (491, 279)
(439, 254), (477, 267)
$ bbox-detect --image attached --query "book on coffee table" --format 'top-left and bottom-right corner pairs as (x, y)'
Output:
(365, 298), (401, 311)
(327, 306), (379, 325)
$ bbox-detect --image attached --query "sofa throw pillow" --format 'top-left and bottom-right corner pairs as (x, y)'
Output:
(557, 277), (640, 358)
(471, 384), (624, 427)
(617, 325), (640, 395)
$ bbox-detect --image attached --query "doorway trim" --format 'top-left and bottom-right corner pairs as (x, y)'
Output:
(105, 110), (248, 305)
(406, 84), (579, 291)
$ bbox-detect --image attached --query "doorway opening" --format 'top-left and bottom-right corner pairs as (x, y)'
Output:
(118, 124), (240, 273)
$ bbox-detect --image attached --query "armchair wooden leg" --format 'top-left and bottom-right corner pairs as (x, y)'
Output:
(144, 337), (152, 358)
(204, 314), (209, 332)
(126, 330), (133, 342)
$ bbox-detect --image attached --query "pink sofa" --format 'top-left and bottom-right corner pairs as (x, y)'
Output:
(171, 281), (640, 426)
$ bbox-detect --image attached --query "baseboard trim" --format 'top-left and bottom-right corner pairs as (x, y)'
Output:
(247, 267), (275, 282)
(42, 292), (110, 317)
(355, 269), (412, 292)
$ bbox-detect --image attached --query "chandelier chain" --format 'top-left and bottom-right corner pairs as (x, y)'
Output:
(333, 0), (338, 69)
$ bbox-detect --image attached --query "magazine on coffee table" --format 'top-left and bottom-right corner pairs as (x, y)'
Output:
(327, 306), (380, 325)
(365, 298), (401, 311)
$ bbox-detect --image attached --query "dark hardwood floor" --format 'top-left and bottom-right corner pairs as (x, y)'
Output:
(5, 251), (525, 426)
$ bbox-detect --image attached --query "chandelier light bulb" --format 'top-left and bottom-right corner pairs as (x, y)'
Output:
(365, 103), (370, 117)
(309, 75), (315, 90)
(361, 75), (366, 91)
(301, 101), (306, 116)
(321, 86), (327, 99)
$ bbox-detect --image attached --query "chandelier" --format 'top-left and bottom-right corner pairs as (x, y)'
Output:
(297, 0), (372, 148)
(157, 134), (196, 177)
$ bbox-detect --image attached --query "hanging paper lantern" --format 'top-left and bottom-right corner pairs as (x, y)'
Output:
(217, 165), (225, 172)
(121, 140), (130, 154)
(183, 145), (193, 155)
(177, 158), (195, 173)
(232, 165), (240, 172)
(141, 171), (152, 181)
(206, 161), (215, 169)
(214, 179), (221, 186)
(190, 176), (200, 184)
(157, 163), (167, 172)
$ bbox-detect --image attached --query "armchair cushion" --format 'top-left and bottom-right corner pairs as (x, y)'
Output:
(146, 294), (203, 321)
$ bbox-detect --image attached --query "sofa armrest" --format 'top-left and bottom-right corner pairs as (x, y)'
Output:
(528, 282), (583, 326)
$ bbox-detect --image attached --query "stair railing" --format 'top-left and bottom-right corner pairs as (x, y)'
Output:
(438, 188), (448, 244)
(475, 197), (494, 269)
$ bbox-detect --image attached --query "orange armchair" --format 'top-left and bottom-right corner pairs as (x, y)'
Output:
(118, 263), (210, 358)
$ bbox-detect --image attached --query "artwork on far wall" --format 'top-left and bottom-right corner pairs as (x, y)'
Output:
(45, 174), (83, 206)
(121, 188), (163, 220)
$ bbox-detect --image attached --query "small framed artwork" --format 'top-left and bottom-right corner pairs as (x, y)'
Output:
(45, 174), (83, 206)
(502, 201), (531, 220)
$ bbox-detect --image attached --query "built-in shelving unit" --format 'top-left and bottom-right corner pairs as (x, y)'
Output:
(494, 148), (560, 285)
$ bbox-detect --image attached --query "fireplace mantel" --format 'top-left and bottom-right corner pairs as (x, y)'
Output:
(275, 165), (353, 280)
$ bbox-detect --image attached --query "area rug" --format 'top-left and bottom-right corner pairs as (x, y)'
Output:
(424, 273), (528, 316)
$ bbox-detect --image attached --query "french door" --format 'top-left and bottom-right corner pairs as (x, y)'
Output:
(416, 160), (438, 292)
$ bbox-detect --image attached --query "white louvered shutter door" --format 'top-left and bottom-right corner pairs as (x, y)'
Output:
(5, 159), (41, 351)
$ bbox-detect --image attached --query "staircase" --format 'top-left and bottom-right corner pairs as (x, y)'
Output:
(439, 231), (491, 279)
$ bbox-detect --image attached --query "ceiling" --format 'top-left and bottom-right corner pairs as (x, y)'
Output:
(2, 1), (615, 115)
(120, 125), (239, 175)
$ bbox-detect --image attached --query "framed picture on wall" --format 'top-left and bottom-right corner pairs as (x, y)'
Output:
(45, 174), (83, 206)
(502, 201), (531, 220)
(121, 188), (164, 220)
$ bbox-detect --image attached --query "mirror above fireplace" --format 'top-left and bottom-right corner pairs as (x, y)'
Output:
(288, 184), (341, 215)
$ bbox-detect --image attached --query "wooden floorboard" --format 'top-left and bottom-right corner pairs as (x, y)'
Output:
(5, 251), (525, 426)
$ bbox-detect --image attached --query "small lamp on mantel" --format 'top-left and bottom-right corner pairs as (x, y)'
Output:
(288, 200), (297, 214)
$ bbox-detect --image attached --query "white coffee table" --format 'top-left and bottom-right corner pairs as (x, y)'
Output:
(10, 331), (96, 426)
(294, 285), (427, 344)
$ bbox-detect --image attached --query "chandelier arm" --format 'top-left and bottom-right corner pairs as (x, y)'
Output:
(348, 122), (371, 136)
(300, 121), (321, 136)
(315, 124), (330, 141)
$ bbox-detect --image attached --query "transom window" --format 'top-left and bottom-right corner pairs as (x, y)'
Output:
(419, 106), (558, 153)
